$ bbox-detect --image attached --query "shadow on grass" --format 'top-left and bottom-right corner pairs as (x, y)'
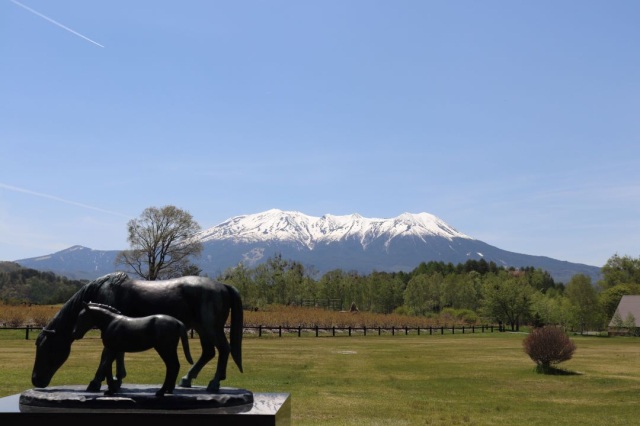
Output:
(534, 365), (581, 376)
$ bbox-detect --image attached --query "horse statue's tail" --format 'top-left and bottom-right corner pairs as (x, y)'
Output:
(179, 324), (194, 365)
(228, 285), (243, 373)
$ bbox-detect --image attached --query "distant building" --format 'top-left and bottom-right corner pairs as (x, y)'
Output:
(608, 295), (640, 335)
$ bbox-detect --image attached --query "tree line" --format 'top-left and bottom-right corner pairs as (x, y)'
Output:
(3, 252), (640, 333)
(221, 253), (640, 333)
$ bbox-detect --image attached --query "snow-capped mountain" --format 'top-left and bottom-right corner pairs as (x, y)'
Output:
(14, 209), (602, 283)
(196, 209), (471, 250)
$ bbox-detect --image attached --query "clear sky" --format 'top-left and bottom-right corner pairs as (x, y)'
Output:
(1, 1), (639, 268)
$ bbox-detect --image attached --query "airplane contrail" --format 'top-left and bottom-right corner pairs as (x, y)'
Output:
(10, 0), (104, 48)
(0, 183), (129, 218)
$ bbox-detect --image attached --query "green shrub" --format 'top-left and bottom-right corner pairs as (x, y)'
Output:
(523, 325), (576, 373)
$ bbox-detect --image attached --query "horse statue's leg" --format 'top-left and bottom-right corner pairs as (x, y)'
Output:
(86, 347), (110, 391)
(178, 332), (215, 388)
(87, 349), (125, 392)
(102, 349), (120, 395)
(114, 351), (126, 389)
(207, 328), (231, 393)
(156, 346), (181, 397)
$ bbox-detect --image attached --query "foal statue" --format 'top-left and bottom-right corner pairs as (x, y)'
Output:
(73, 301), (194, 397)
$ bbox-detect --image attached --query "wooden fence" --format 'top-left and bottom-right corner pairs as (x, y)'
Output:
(3, 324), (496, 340)
(243, 324), (495, 337)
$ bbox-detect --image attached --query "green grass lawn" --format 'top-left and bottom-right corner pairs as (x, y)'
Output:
(2, 331), (640, 425)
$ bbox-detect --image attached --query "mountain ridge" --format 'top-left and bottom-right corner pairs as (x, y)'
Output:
(14, 209), (602, 284)
(197, 209), (471, 250)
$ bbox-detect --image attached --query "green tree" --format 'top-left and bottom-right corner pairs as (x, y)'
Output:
(364, 272), (404, 314)
(318, 269), (351, 309)
(404, 274), (432, 315)
(599, 254), (640, 289)
(445, 272), (482, 311)
(531, 289), (574, 329)
(115, 205), (203, 280)
(564, 274), (602, 333)
(404, 272), (445, 314)
(221, 263), (257, 308)
(482, 271), (533, 331)
(527, 268), (557, 293)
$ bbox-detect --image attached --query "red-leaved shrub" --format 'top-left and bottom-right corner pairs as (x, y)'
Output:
(523, 326), (576, 373)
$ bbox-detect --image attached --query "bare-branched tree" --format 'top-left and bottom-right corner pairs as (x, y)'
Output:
(115, 205), (203, 280)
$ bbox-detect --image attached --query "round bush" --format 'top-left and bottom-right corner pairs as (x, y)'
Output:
(523, 326), (576, 373)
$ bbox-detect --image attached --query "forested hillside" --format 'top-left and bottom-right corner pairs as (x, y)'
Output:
(0, 262), (86, 304)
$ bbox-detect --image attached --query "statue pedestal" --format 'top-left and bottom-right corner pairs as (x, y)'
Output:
(0, 385), (291, 426)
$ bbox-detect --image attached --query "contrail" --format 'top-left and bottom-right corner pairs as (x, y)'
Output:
(10, 0), (104, 48)
(0, 183), (129, 218)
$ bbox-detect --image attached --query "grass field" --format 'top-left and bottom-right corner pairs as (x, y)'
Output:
(1, 331), (639, 425)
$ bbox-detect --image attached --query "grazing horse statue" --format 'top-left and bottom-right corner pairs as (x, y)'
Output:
(32, 272), (243, 393)
(73, 302), (194, 397)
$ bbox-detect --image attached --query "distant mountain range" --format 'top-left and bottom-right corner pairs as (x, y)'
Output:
(14, 209), (602, 283)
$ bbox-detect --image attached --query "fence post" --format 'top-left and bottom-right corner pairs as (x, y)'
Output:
(378, 327), (381, 336)
(279, 326), (282, 337)
(315, 325), (319, 337)
(429, 326), (432, 335)
(298, 326), (301, 337)
(25, 325), (29, 340)
(259, 325), (262, 337)
(462, 326), (465, 334)
(418, 327), (420, 336)
(348, 326), (352, 336)
(364, 326), (367, 336)
(441, 326), (444, 335)
(405, 326), (408, 335)
(332, 326), (335, 337)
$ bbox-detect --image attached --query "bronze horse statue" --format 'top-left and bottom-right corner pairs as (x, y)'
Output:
(73, 302), (194, 397)
(32, 272), (243, 393)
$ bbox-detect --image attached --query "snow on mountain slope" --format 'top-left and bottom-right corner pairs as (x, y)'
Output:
(196, 209), (473, 250)
(14, 209), (603, 283)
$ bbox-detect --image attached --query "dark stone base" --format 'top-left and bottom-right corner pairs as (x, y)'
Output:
(0, 386), (290, 426)
(19, 385), (254, 412)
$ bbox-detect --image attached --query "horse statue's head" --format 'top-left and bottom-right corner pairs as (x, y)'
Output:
(32, 326), (73, 388)
(72, 302), (121, 340)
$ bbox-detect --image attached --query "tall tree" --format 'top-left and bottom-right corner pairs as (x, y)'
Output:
(115, 205), (203, 280)
(565, 274), (602, 333)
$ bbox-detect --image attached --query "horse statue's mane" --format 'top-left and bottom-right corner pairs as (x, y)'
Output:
(46, 272), (130, 333)
(85, 302), (122, 315)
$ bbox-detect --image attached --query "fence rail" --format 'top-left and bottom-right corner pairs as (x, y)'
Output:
(242, 324), (495, 337)
(2, 324), (496, 340)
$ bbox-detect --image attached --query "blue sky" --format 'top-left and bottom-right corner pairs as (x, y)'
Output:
(1, 1), (639, 268)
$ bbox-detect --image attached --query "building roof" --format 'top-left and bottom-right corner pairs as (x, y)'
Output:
(609, 295), (640, 327)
